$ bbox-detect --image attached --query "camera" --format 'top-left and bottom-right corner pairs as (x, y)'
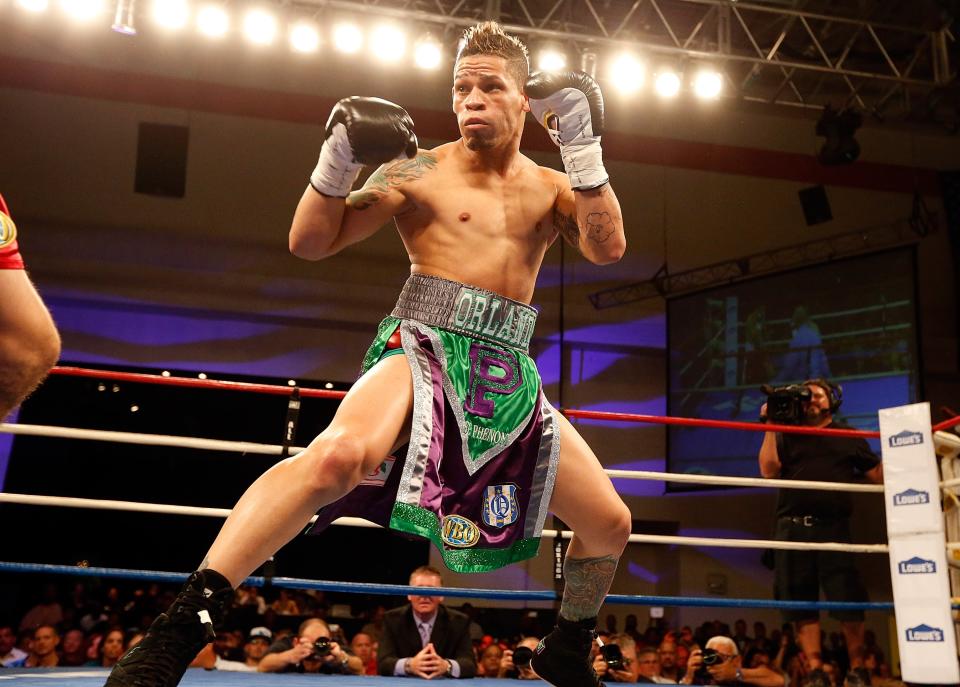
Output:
(700, 648), (723, 666)
(761, 384), (811, 424)
(599, 643), (624, 672)
(513, 646), (533, 669)
(312, 636), (332, 658)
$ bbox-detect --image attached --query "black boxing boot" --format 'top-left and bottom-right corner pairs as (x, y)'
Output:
(532, 615), (604, 687)
(104, 568), (233, 687)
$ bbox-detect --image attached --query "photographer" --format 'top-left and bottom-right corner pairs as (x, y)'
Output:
(591, 633), (640, 683)
(258, 617), (362, 674)
(498, 637), (541, 679)
(681, 638), (783, 686)
(758, 378), (883, 678)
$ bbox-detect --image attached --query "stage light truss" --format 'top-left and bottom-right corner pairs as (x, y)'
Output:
(303, 0), (956, 120)
(587, 216), (923, 308)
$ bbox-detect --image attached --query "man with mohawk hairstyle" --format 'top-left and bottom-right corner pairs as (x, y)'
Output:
(105, 21), (629, 687)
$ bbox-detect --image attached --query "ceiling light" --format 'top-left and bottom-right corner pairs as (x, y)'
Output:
(196, 4), (228, 37)
(332, 22), (362, 54)
(654, 69), (681, 98)
(370, 24), (406, 62)
(608, 53), (644, 94)
(693, 69), (723, 99)
(243, 8), (277, 45)
(290, 21), (320, 53)
(152, 0), (188, 29)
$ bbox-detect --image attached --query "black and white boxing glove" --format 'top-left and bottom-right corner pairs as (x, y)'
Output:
(309, 96), (418, 197)
(525, 71), (608, 191)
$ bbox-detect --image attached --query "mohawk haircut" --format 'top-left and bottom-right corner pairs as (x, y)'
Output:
(456, 21), (530, 89)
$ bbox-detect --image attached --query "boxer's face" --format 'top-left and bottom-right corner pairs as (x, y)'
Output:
(453, 55), (529, 151)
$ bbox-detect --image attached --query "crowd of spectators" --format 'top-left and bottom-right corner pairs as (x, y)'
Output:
(2, 578), (902, 686)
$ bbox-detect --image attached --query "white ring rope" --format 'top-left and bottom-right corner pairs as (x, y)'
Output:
(1, 423), (886, 492)
(0, 492), (894, 553)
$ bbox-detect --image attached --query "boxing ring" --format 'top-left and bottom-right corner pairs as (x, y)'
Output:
(2, 365), (959, 685)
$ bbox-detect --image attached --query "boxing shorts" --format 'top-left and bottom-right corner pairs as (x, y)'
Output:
(309, 274), (560, 573)
(0, 194), (25, 270)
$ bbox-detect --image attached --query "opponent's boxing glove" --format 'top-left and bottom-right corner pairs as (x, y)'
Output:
(309, 97), (418, 198)
(525, 71), (608, 191)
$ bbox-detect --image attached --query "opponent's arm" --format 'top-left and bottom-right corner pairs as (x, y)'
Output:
(528, 71), (625, 265)
(289, 97), (418, 260)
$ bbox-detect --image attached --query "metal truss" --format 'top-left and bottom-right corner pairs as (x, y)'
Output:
(309, 0), (958, 124)
(588, 212), (927, 308)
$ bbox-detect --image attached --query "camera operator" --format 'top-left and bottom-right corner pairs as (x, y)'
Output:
(758, 378), (883, 678)
(258, 617), (362, 674)
(680, 638), (783, 686)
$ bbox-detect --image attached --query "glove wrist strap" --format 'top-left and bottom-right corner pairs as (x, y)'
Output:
(309, 124), (363, 198)
(560, 138), (608, 191)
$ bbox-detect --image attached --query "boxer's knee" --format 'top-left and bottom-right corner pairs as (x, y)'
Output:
(604, 500), (633, 552)
(299, 431), (369, 494)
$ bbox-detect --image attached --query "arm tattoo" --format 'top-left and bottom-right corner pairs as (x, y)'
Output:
(585, 212), (615, 244)
(553, 209), (581, 252)
(559, 554), (618, 621)
(347, 151), (438, 211)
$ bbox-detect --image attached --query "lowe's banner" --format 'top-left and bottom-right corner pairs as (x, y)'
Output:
(879, 403), (959, 684)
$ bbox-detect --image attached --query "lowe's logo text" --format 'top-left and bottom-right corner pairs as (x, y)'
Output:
(897, 557), (936, 574)
(893, 489), (930, 506)
(905, 624), (944, 642)
(888, 430), (923, 447)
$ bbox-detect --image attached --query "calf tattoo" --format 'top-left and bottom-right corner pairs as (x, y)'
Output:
(560, 554), (618, 621)
(348, 151), (438, 211)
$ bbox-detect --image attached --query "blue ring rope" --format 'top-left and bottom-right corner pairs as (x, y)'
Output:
(2, 561), (942, 611)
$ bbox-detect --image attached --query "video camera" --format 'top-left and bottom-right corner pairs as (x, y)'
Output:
(760, 384), (811, 424)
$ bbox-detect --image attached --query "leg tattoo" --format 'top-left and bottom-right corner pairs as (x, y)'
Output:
(559, 554), (618, 621)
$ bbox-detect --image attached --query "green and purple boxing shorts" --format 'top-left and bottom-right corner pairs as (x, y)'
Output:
(308, 274), (560, 573)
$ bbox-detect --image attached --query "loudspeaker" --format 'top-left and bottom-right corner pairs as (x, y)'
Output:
(135, 123), (189, 198)
(798, 184), (832, 225)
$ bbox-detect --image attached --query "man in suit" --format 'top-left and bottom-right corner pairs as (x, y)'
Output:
(378, 566), (477, 678)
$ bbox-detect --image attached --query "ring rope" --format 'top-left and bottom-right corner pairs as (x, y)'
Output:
(0, 423), (886, 492)
(0, 561), (925, 611)
(0, 492), (895, 553)
(49, 365), (921, 440)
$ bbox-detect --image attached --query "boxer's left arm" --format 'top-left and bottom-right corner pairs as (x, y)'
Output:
(552, 174), (625, 265)
(527, 71), (625, 265)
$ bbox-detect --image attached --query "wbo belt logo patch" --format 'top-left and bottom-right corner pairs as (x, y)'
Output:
(483, 484), (519, 528)
(441, 514), (480, 548)
(888, 429), (923, 447)
(905, 624), (945, 642)
(897, 556), (936, 574)
(0, 211), (16, 249)
(893, 488), (930, 506)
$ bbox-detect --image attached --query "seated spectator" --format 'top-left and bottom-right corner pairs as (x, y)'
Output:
(478, 643), (504, 677)
(88, 628), (125, 669)
(23, 625), (60, 668)
(192, 626), (274, 672)
(361, 605), (387, 642)
(637, 645), (677, 684)
(270, 589), (301, 616)
(235, 585), (267, 615)
(498, 636), (540, 680)
(351, 631), (378, 676)
(18, 585), (63, 633)
(593, 633), (641, 683)
(1, 624), (27, 667)
(742, 649), (772, 670)
(377, 566), (477, 679)
(658, 640), (682, 683)
(682, 636), (784, 686)
(59, 628), (88, 667)
(259, 617), (362, 674)
(732, 621), (750, 656)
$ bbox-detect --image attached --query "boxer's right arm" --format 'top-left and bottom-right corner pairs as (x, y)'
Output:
(289, 96), (418, 260)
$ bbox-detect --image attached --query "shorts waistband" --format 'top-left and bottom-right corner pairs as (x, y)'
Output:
(391, 274), (537, 353)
